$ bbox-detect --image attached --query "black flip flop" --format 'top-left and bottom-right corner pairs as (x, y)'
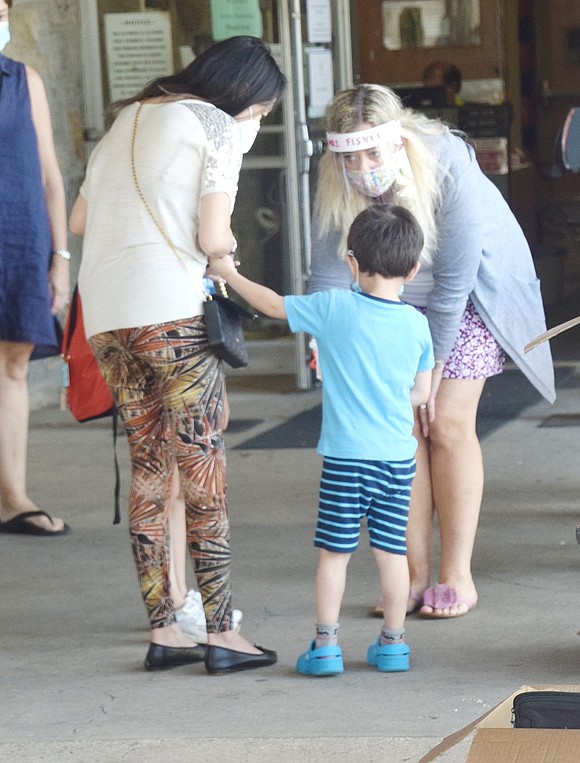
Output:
(0, 510), (71, 536)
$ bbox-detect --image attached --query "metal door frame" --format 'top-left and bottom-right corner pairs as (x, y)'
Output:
(279, 0), (353, 389)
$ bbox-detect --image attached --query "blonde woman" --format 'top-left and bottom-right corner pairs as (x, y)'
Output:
(309, 84), (555, 619)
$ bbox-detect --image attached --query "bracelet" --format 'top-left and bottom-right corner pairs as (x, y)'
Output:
(230, 237), (238, 256)
(51, 248), (71, 261)
(434, 359), (445, 368)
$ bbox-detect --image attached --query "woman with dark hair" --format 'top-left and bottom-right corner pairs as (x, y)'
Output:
(70, 36), (286, 673)
(112, 34), (286, 118)
(0, 0), (70, 537)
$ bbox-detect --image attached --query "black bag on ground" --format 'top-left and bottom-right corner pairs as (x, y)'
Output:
(204, 293), (255, 369)
(512, 691), (580, 729)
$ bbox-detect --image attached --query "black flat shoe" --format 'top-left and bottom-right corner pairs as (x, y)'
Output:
(205, 644), (277, 675)
(144, 643), (206, 671)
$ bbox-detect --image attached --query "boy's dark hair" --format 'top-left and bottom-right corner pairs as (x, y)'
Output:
(347, 205), (424, 278)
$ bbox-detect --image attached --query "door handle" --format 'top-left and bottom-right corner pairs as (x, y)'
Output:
(299, 122), (313, 173)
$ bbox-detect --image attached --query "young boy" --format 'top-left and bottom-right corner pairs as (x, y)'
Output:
(211, 205), (434, 675)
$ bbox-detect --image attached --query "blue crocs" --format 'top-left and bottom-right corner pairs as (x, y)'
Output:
(367, 639), (410, 672)
(296, 641), (344, 676)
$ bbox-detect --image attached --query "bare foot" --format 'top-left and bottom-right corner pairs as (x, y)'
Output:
(407, 586), (427, 613)
(370, 586), (427, 617)
(370, 597), (384, 618)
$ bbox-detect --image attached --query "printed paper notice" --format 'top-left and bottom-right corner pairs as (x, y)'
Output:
(210, 0), (263, 40)
(307, 48), (334, 118)
(105, 13), (173, 102)
(306, 0), (332, 43)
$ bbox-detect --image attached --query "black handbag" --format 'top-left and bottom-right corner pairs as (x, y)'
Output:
(512, 691), (580, 729)
(204, 287), (255, 368)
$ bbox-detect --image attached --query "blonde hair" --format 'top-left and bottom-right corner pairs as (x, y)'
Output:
(314, 84), (446, 261)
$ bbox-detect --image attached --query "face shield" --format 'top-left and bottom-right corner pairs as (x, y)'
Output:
(326, 120), (403, 198)
(326, 121), (409, 198)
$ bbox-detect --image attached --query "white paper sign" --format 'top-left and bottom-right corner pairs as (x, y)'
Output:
(307, 47), (334, 118)
(306, 0), (332, 43)
(105, 12), (173, 102)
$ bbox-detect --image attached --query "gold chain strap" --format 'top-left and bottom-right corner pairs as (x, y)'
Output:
(130, 101), (227, 300)
(131, 102), (179, 255)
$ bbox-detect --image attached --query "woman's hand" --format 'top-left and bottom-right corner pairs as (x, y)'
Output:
(209, 254), (238, 281)
(205, 257), (240, 286)
(418, 361), (444, 438)
(48, 256), (70, 315)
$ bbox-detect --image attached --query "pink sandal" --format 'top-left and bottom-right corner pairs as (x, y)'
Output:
(419, 584), (476, 619)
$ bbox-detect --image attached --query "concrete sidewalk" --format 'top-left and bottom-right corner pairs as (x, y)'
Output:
(1, 357), (580, 762)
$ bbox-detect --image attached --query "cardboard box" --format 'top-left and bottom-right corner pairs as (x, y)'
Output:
(419, 685), (580, 762)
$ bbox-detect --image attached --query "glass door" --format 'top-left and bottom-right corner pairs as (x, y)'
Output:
(79, 0), (353, 389)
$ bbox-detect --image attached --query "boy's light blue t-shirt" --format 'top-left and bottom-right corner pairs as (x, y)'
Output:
(285, 289), (434, 461)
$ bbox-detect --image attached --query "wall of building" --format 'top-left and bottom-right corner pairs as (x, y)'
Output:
(8, 1), (85, 217)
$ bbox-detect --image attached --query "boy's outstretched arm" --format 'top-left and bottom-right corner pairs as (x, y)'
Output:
(410, 370), (432, 408)
(210, 255), (287, 320)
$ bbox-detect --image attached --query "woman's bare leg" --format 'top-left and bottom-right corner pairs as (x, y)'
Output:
(373, 426), (433, 615)
(168, 466), (188, 609)
(0, 341), (66, 532)
(419, 377), (485, 617)
(149, 466), (198, 648)
(406, 430), (434, 609)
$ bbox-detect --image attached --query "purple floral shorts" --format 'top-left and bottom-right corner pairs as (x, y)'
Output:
(417, 299), (506, 380)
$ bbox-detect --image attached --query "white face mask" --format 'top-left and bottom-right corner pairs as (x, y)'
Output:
(238, 118), (260, 154)
(0, 21), (10, 53)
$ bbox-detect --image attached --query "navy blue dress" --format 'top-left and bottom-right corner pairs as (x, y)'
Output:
(0, 54), (60, 357)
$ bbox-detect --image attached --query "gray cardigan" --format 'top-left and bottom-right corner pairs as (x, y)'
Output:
(309, 128), (556, 403)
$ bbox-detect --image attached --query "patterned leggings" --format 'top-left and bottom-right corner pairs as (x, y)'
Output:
(90, 316), (233, 632)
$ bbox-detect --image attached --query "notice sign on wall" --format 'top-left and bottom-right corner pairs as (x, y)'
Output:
(210, 0), (263, 41)
(105, 12), (173, 102)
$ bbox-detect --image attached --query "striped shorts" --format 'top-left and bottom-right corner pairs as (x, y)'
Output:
(315, 456), (416, 555)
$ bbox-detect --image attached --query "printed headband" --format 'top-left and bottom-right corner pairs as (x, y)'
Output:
(326, 120), (402, 153)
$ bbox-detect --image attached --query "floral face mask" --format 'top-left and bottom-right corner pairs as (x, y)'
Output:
(345, 160), (398, 198)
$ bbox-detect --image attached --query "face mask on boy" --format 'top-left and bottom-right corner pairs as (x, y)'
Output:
(347, 250), (363, 293)
(0, 22), (11, 53)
